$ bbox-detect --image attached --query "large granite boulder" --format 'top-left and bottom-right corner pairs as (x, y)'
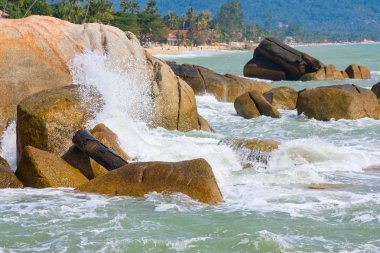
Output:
(17, 85), (102, 163)
(167, 62), (272, 102)
(219, 137), (279, 166)
(16, 146), (88, 188)
(263, 86), (298, 110)
(77, 158), (223, 205)
(63, 123), (129, 179)
(0, 156), (23, 188)
(244, 37), (323, 81)
(0, 15), (200, 136)
(297, 84), (380, 120)
(372, 82), (380, 100)
(244, 38), (371, 82)
(234, 91), (280, 119)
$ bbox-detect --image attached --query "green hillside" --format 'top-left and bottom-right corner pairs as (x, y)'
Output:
(113, 0), (380, 40)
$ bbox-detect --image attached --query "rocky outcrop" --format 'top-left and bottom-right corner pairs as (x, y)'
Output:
(167, 62), (272, 102)
(219, 137), (279, 166)
(371, 82), (380, 100)
(76, 158), (223, 205)
(244, 37), (323, 81)
(234, 91), (280, 119)
(0, 15), (201, 136)
(16, 146), (88, 188)
(16, 85), (103, 163)
(0, 156), (23, 188)
(63, 124), (129, 179)
(263, 86), (298, 110)
(345, 65), (371, 79)
(244, 38), (371, 81)
(297, 84), (380, 120)
(301, 65), (346, 81)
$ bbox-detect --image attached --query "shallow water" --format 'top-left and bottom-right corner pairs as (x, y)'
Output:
(1, 45), (380, 252)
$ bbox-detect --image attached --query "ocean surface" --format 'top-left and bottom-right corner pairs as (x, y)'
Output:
(1, 44), (380, 252)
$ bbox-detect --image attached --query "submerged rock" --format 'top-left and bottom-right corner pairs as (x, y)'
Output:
(0, 15), (201, 136)
(234, 91), (281, 119)
(0, 156), (23, 188)
(63, 124), (130, 179)
(16, 85), (103, 163)
(16, 146), (88, 188)
(197, 114), (214, 132)
(77, 158), (223, 205)
(263, 86), (298, 110)
(308, 184), (351, 190)
(167, 62), (272, 102)
(219, 137), (279, 166)
(297, 84), (380, 120)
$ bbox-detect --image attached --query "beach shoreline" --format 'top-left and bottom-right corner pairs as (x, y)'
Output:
(146, 41), (380, 56)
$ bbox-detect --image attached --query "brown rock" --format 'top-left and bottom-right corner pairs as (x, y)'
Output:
(297, 84), (380, 120)
(325, 65), (344, 80)
(0, 16), (200, 136)
(16, 85), (103, 164)
(219, 137), (279, 165)
(308, 184), (350, 190)
(300, 67), (326, 81)
(363, 165), (380, 173)
(345, 64), (371, 79)
(16, 146), (88, 188)
(249, 92), (281, 118)
(63, 124), (129, 179)
(371, 82), (380, 99)
(197, 114), (213, 132)
(341, 71), (349, 79)
(76, 158), (223, 205)
(0, 156), (23, 188)
(0, 156), (10, 169)
(263, 86), (298, 110)
(359, 66), (371, 79)
(234, 93), (261, 119)
(168, 63), (272, 102)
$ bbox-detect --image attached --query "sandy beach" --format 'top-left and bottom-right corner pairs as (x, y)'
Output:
(146, 45), (232, 55)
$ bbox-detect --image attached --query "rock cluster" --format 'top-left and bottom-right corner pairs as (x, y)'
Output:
(0, 15), (205, 134)
(243, 38), (372, 81)
(167, 62), (272, 102)
(234, 84), (380, 121)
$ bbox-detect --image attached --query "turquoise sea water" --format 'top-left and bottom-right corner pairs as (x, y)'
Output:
(0, 45), (380, 252)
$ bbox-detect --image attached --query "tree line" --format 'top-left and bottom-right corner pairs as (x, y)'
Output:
(0, 0), (349, 45)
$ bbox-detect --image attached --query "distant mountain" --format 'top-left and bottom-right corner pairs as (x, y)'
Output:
(113, 0), (380, 40)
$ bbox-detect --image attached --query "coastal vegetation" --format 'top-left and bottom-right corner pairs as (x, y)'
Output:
(1, 0), (377, 46)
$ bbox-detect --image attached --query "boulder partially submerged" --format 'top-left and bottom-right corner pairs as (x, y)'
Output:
(263, 86), (298, 110)
(16, 146), (88, 188)
(244, 37), (371, 81)
(219, 137), (279, 166)
(77, 158), (223, 205)
(234, 91), (281, 119)
(167, 62), (272, 102)
(297, 84), (380, 120)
